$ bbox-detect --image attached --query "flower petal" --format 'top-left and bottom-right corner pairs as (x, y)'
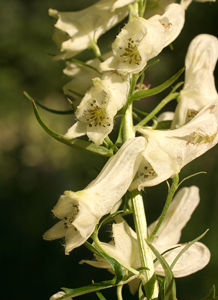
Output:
(44, 137), (145, 253)
(130, 98), (218, 189)
(148, 186), (200, 244)
(64, 71), (130, 146)
(154, 242), (210, 277)
(100, 4), (184, 75)
(172, 34), (218, 129)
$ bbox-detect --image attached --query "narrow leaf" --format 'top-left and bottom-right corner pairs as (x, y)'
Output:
(96, 291), (107, 300)
(27, 96), (113, 157)
(170, 230), (209, 270)
(23, 92), (74, 114)
(201, 286), (218, 300)
(129, 67), (185, 102)
(85, 241), (124, 284)
(148, 242), (176, 300)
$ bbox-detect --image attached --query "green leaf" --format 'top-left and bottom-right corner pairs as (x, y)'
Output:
(23, 92), (75, 114)
(85, 241), (124, 284)
(170, 230), (209, 270)
(69, 57), (102, 74)
(156, 120), (172, 130)
(96, 291), (107, 300)
(129, 67), (185, 102)
(148, 242), (176, 300)
(56, 242), (124, 299)
(98, 210), (124, 228)
(26, 94), (113, 157)
(201, 286), (218, 300)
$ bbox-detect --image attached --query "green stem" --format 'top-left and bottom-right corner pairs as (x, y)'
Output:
(123, 103), (135, 141)
(117, 285), (123, 300)
(131, 190), (159, 299)
(148, 174), (179, 243)
(138, 0), (146, 17)
(135, 92), (179, 127)
(123, 74), (139, 141)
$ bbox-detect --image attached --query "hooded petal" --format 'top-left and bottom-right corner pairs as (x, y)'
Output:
(130, 98), (218, 190)
(148, 186), (200, 245)
(43, 137), (146, 254)
(172, 34), (218, 129)
(49, 1), (128, 59)
(64, 71), (130, 146)
(100, 4), (184, 75)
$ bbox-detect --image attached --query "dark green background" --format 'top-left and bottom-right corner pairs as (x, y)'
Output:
(1, 0), (218, 299)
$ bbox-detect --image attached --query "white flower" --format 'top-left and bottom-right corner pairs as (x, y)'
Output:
(63, 52), (112, 101)
(100, 4), (185, 75)
(130, 98), (218, 190)
(148, 186), (210, 277)
(50, 291), (72, 300)
(48, 1), (128, 60)
(172, 34), (218, 129)
(43, 137), (145, 254)
(64, 71), (130, 146)
(180, 0), (216, 10)
(81, 186), (210, 293)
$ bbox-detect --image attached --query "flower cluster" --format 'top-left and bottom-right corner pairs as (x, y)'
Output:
(42, 1), (218, 299)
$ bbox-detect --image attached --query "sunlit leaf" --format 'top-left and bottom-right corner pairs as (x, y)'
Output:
(129, 67), (185, 102)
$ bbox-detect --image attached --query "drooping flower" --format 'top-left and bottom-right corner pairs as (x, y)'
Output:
(81, 186), (210, 294)
(130, 98), (218, 190)
(63, 52), (112, 101)
(64, 71), (130, 146)
(48, 1), (129, 60)
(100, 3), (185, 75)
(43, 137), (145, 255)
(171, 34), (218, 129)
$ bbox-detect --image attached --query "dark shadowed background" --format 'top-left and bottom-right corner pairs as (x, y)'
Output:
(1, 0), (218, 299)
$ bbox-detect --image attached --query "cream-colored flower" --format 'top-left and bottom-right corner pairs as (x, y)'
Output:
(64, 71), (130, 146)
(100, 4), (185, 75)
(63, 52), (112, 100)
(43, 137), (145, 254)
(130, 98), (218, 190)
(49, 1), (128, 60)
(82, 186), (210, 293)
(171, 34), (218, 129)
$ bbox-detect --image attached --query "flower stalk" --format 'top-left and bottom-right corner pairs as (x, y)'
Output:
(130, 190), (159, 299)
(123, 78), (159, 298)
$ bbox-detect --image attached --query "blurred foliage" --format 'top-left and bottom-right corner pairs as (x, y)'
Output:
(1, 0), (218, 299)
